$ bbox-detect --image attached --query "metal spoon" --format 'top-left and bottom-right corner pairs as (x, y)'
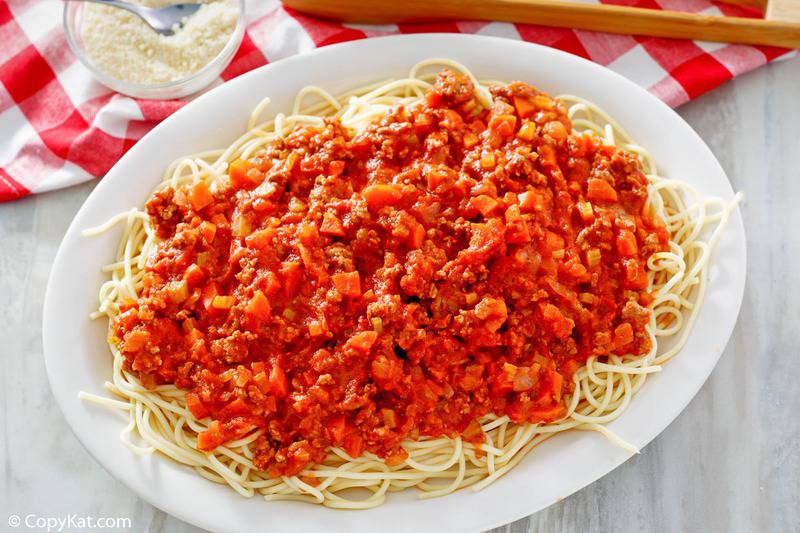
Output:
(65, 0), (202, 36)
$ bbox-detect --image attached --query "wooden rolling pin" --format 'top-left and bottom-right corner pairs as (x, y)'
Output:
(283, 0), (800, 48)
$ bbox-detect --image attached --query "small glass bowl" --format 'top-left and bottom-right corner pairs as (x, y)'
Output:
(63, 0), (246, 100)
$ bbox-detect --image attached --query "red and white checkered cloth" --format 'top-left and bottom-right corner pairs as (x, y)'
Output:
(0, 0), (795, 202)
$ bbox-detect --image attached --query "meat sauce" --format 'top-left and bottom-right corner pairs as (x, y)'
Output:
(112, 70), (669, 476)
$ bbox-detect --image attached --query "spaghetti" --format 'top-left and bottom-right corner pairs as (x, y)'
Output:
(81, 59), (741, 509)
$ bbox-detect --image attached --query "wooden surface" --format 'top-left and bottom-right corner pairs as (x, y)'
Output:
(1, 57), (799, 533)
(283, 0), (800, 48)
(767, 0), (800, 22)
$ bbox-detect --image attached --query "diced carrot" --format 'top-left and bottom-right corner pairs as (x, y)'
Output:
(308, 321), (326, 337)
(185, 392), (209, 419)
(534, 94), (554, 110)
(549, 371), (564, 403)
(427, 167), (455, 191)
(262, 271), (281, 296)
(587, 178), (618, 202)
(122, 330), (149, 352)
(296, 222), (318, 245)
(502, 191), (518, 205)
(414, 112), (435, 136)
(201, 283), (219, 311)
(639, 291), (654, 307)
(228, 245), (248, 269)
(182, 263), (205, 287)
(527, 404), (566, 422)
(461, 98), (477, 117)
(540, 302), (574, 339)
(269, 364), (288, 398)
(245, 290), (271, 321)
(623, 258), (649, 290)
(280, 261), (302, 297)
(197, 420), (226, 451)
(227, 419), (258, 442)
(331, 271), (361, 298)
(562, 359), (581, 380)
(327, 414), (346, 444)
(251, 361), (266, 374)
(452, 176), (473, 197)
(384, 450), (408, 466)
(567, 181), (582, 197)
(186, 327), (203, 344)
(470, 118), (486, 133)
(543, 230), (565, 252)
(560, 259), (589, 282)
(141, 272), (160, 291)
(425, 379), (444, 397)
(300, 155), (323, 175)
(470, 194), (499, 217)
(228, 158), (259, 189)
(320, 213), (345, 237)
(613, 322), (634, 350)
(538, 144), (557, 167)
(253, 371), (269, 393)
(222, 415), (258, 442)
(212, 295), (235, 309)
(425, 92), (442, 107)
(343, 433), (364, 458)
(463, 132), (479, 148)
(480, 151), (496, 169)
(362, 184), (403, 210)
(245, 227), (275, 249)
(188, 181), (214, 211)
(616, 229), (638, 257)
(346, 330), (378, 352)
(440, 109), (464, 130)
(219, 398), (250, 419)
(328, 160), (345, 177)
(408, 222), (425, 249)
(543, 121), (568, 143)
(505, 204), (531, 244)
(517, 121), (537, 141)
(461, 419), (482, 440)
(199, 221), (217, 244)
(211, 213), (228, 228)
(489, 114), (517, 137)
(297, 244), (314, 271)
(513, 95), (537, 118)
(491, 363), (517, 396)
(519, 190), (544, 212)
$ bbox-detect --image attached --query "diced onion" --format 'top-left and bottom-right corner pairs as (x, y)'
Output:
(288, 197), (307, 213)
(586, 248), (601, 267)
(212, 295), (235, 309)
(231, 214), (252, 238)
(167, 280), (188, 304)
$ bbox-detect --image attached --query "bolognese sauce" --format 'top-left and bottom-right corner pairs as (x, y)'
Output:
(111, 69), (669, 477)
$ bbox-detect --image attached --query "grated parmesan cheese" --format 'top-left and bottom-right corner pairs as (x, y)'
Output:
(81, 0), (239, 85)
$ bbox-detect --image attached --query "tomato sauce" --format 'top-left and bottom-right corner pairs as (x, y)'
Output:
(111, 70), (669, 476)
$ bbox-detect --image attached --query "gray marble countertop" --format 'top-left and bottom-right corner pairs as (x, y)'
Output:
(2, 58), (798, 533)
